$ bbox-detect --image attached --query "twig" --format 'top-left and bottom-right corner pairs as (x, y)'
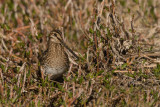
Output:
(0, 69), (4, 85)
(114, 70), (135, 73)
(1, 39), (9, 51)
(67, 63), (73, 80)
(10, 53), (24, 61)
(15, 20), (39, 31)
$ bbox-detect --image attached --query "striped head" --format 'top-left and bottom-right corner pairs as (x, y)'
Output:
(49, 29), (63, 44)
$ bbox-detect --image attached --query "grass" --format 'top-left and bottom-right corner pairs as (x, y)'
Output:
(0, 0), (160, 106)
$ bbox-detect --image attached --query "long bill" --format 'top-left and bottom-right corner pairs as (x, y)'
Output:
(55, 34), (79, 60)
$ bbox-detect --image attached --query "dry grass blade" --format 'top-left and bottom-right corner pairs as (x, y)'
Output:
(17, 62), (26, 87)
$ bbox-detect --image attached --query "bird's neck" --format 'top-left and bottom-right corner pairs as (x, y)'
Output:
(48, 41), (62, 53)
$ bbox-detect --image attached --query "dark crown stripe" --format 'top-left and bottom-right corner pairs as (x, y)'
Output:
(50, 29), (62, 36)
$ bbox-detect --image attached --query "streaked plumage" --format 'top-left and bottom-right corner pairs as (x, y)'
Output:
(39, 30), (69, 80)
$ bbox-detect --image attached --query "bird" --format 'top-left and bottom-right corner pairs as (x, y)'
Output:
(39, 29), (69, 80)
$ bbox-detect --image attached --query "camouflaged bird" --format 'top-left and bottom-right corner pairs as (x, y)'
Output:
(39, 30), (69, 80)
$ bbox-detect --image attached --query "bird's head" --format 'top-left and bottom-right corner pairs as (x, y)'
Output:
(49, 29), (63, 43)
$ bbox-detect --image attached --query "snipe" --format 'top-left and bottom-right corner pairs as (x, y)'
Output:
(39, 30), (69, 80)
